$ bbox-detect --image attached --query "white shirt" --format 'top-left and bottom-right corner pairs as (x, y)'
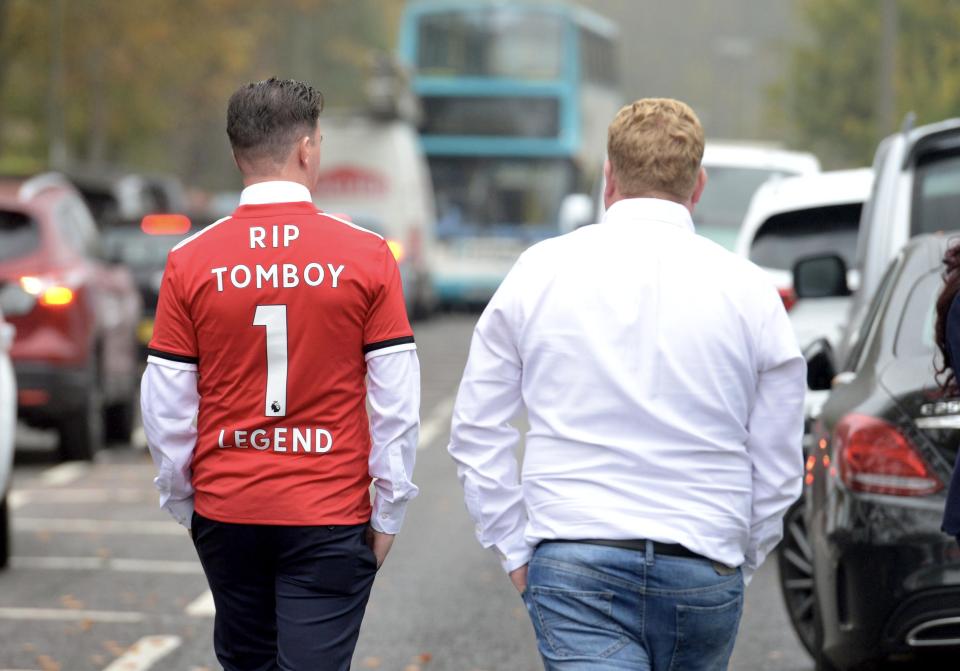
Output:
(447, 198), (806, 580)
(141, 180), (420, 534)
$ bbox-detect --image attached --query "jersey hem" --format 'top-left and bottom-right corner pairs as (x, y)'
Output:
(195, 508), (371, 527)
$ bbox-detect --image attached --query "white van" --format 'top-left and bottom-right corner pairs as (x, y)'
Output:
(314, 114), (437, 317)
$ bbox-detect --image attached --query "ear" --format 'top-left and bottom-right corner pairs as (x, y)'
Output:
(690, 167), (707, 206)
(603, 159), (616, 202)
(298, 135), (313, 167)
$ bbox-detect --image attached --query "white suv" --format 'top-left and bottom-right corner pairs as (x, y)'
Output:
(0, 307), (16, 568)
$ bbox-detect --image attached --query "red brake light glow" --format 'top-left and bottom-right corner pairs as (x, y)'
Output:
(779, 286), (797, 312)
(141, 214), (191, 236)
(834, 414), (942, 496)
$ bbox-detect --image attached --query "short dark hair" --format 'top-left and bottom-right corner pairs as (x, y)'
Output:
(226, 77), (324, 167)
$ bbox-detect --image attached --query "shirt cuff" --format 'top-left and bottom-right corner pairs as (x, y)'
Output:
(495, 529), (534, 573)
(163, 497), (195, 530)
(370, 495), (410, 535)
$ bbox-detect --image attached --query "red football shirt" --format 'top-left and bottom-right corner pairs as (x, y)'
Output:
(148, 195), (414, 525)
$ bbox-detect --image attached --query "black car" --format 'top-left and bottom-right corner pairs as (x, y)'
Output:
(779, 234), (960, 670)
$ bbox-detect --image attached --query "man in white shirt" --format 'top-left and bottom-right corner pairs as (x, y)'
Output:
(447, 98), (805, 670)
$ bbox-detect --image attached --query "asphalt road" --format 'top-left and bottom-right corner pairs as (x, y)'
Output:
(1, 313), (811, 671)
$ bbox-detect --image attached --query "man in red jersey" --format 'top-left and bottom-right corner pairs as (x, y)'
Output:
(141, 78), (420, 671)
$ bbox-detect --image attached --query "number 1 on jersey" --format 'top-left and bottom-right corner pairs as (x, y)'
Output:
(253, 305), (288, 417)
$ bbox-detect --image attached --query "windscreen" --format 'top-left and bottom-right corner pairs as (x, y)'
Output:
(695, 167), (793, 230)
(416, 10), (564, 80)
(913, 151), (960, 236)
(749, 203), (861, 271)
(0, 210), (41, 262)
(430, 157), (576, 236)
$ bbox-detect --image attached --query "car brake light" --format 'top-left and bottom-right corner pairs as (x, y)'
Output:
(19, 275), (75, 308)
(779, 286), (797, 311)
(834, 414), (942, 496)
(387, 239), (405, 263)
(141, 214), (191, 235)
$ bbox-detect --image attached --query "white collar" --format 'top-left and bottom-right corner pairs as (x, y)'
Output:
(602, 198), (695, 233)
(239, 181), (312, 205)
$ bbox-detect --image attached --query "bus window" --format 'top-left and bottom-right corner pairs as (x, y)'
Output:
(416, 10), (564, 80)
(421, 97), (560, 138)
(580, 29), (618, 87)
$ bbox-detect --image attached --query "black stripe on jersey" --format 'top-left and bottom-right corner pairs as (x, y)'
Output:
(147, 348), (199, 365)
(362, 335), (415, 354)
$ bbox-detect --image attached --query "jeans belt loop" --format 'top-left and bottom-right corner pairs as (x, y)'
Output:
(644, 539), (655, 566)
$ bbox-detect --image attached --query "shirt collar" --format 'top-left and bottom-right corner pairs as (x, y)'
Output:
(239, 181), (312, 206)
(601, 198), (695, 233)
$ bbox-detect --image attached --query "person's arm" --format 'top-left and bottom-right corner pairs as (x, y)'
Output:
(366, 348), (420, 566)
(141, 361), (199, 529)
(448, 260), (530, 578)
(743, 293), (807, 583)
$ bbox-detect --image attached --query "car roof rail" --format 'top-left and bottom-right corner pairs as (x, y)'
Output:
(901, 111), (917, 135)
(18, 171), (73, 201)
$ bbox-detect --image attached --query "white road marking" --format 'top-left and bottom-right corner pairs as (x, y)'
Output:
(8, 491), (27, 510)
(185, 589), (215, 617)
(101, 635), (181, 671)
(39, 462), (90, 486)
(8, 488), (149, 506)
(418, 394), (456, 450)
(13, 518), (184, 535)
(10, 556), (203, 574)
(0, 607), (144, 623)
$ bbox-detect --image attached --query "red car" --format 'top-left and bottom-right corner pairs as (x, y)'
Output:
(0, 173), (142, 460)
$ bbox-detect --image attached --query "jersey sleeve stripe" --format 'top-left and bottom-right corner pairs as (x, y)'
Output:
(146, 355), (198, 372)
(147, 347), (199, 365)
(363, 335), (415, 354)
(364, 342), (417, 361)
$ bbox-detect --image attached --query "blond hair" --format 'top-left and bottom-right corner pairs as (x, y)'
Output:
(606, 98), (705, 202)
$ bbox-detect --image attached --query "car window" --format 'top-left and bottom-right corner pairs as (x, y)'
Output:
(895, 270), (940, 358)
(694, 167), (793, 230)
(749, 203), (861, 271)
(55, 196), (102, 258)
(913, 151), (960, 236)
(0, 210), (41, 262)
(845, 252), (902, 372)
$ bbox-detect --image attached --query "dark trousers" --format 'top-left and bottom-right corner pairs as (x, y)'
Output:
(192, 512), (378, 671)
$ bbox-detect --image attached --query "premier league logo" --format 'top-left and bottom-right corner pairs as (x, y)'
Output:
(271, 401), (281, 413)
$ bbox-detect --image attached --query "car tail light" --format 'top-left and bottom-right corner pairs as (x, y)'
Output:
(779, 286), (797, 311)
(20, 276), (75, 308)
(387, 239), (405, 263)
(141, 214), (191, 235)
(834, 414), (943, 496)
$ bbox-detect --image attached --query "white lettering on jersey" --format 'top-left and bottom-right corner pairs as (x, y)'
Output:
(284, 225), (299, 247)
(231, 265), (251, 288)
(210, 263), (346, 291)
(216, 426), (334, 454)
(328, 264), (345, 288)
(250, 227), (266, 249)
(256, 264), (279, 289)
(212, 267), (228, 292)
(304, 263), (324, 286)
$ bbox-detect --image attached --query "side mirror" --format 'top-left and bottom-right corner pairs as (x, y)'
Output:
(793, 254), (851, 299)
(804, 337), (837, 391)
(558, 193), (595, 234)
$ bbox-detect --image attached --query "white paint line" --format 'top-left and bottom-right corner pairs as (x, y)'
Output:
(39, 462), (90, 486)
(10, 556), (203, 574)
(8, 491), (27, 510)
(0, 607), (144, 623)
(418, 394), (456, 450)
(0, 668), (43, 671)
(185, 589), (215, 617)
(14, 518), (184, 536)
(101, 635), (181, 671)
(9, 488), (149, 506)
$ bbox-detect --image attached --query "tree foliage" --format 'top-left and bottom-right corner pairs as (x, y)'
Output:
(0, 0), (402, 187)
(778, 0), (960, 167)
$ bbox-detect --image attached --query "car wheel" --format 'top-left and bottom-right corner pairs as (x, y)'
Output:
(104, 397), (135, 445)
(778, 499), (817, 655)
(0, 492), (9, 569)
(57, 386), (103, 461)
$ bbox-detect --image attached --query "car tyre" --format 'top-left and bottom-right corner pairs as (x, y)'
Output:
(813, 599), (844, 671)
(104, 397), (135, 445)
(0, 493), (9, 569)
(58, 387), (103, 461)
(778, 498), (817, 655)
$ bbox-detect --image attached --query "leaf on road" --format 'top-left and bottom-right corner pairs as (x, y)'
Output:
(60, 594), (84, 609)
(361, 657), (382, 668)
(417, 653), (433, 664)
(36, 655), (61, 671)
(102, 640), (127, 657)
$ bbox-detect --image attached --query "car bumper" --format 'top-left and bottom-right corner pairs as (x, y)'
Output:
(816, 492), (960, 666)
(14, 360), (91, 426)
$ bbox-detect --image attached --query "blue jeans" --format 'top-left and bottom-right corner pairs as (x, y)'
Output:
(522, 541), (744, 671)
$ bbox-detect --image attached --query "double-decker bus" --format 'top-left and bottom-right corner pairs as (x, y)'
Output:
(398, 1), (621, 304)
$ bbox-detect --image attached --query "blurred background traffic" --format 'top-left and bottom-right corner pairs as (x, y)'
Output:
(2, 1), (960, 669)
